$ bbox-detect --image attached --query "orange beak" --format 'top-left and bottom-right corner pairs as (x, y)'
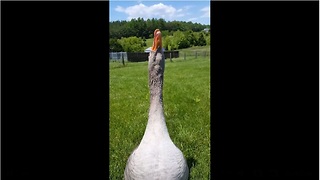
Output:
(151, 29), (162, 51)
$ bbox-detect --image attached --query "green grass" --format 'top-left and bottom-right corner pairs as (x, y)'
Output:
(178, 45), (210, 53)
(179, 45), (210, 57)
(109, 56), (210, 179)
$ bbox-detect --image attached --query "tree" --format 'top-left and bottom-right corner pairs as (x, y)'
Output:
(161, 30), (170, 37)
(205, 34), (210, 45)
(184, 30), (197, 47)
(142, 37), (147, 47)
(109, 38), (123, 52)
(109, 19), (209, 39)
(163, 36), (174, 50)
(118, 36), (145, 52)
(172, 31), (190, 49)
(197, 33), (207, 46)
(158, 18), (166, 31)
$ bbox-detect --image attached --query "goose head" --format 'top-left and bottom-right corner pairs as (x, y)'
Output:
(151, 29), (162, 51)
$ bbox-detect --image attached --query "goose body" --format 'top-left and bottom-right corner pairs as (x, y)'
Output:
(124, 29), (189, 180)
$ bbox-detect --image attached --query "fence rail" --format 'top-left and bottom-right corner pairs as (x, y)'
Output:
(109, 50), (210, 64)
(109, 52), (127, 62)
(180, 51), (211, 58)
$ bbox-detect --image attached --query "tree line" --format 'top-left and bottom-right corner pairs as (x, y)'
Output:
(110, 30), (210, 52)
(110, 18), (210, 39)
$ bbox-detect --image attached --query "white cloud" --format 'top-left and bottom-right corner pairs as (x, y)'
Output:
(200, 6), (210, 18)
(183, 5), (193, 10)
(115, 3), (187, 21)
(187, 17), (197, 21)
(115, 6), (125, 12)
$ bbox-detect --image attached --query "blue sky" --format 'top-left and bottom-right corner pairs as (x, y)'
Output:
(110, 1), (210, 25)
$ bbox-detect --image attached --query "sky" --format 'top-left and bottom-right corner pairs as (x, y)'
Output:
(110, 1), (210, 25)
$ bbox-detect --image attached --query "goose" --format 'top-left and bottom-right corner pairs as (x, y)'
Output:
(124, 29), (189, 180)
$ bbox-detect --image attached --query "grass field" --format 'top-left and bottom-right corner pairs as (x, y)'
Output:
(109, 55), (210, 179)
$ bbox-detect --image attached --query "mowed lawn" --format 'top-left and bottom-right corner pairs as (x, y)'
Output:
(109, 56), (210, 179)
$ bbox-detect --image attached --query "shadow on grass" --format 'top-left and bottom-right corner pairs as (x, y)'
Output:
(187, 157), (197, 180)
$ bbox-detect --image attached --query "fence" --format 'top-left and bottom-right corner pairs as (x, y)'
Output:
(109, 52), (128, 62)
(127, 51), (179, 62)
(180, 51), (210, 60)
(109, 50), (210, 63)
(109, 51), (179, 62)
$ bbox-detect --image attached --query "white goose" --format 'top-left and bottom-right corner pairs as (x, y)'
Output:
(124, 29), (189, 180)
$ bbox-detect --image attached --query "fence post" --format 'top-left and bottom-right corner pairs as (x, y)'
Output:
(195, 51), (197, 59)
(184, 52), (186, 60)
(170, 53), (172, 62)
(122, 53), (125, 66)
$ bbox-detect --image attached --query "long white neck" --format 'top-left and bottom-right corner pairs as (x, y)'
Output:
(141, 50), (170, 143)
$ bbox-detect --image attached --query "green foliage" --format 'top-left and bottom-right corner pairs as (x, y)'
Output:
(109, 38), (124, 52)
(112, 27), (210, 52)
(144, 38), (154, 48)
(163, 36), (173, 50)
(163, 35), (179, 50)
(184, 31), (197, 47)
(110, 57), (210, 179)
(161, 30), (170, 37)
(110, 18), (209, 39)
(128, 18), (148, 38)
(163, 31), (189, 50)
(142, 37), (147, 47)
(173, 30), (190, 49)
(197, 33), (207, 46)
(162, 31), (209, 50)
(118, 36), (145, 52)
(205, 35), (210, 46)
